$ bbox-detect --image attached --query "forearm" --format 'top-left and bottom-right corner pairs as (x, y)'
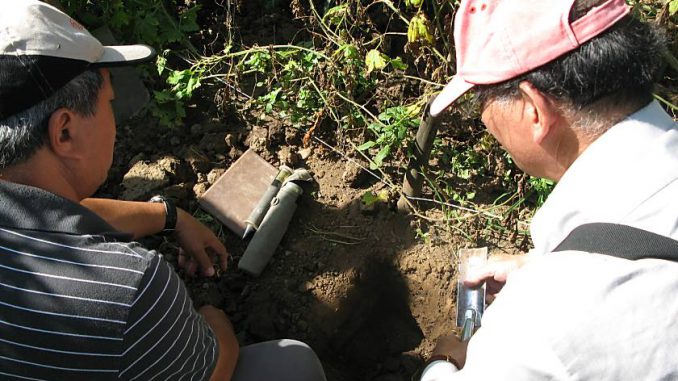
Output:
(200, 305), (239, 381)
(81, 198), (165, 239)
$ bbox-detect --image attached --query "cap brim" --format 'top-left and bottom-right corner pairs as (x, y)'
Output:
(94, 44), (157, 67)
(429, 76), (475, 117)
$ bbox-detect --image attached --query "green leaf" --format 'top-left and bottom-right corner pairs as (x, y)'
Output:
(156, 55), (167, 75)
(153, 90), (174, 104)
(179, 5), (201, 32)
(335, 44), (359, 60)
(323, 4), (348, 26)
(365, 49), (388, 74)
(670, 0), (678, 15)
(159, 25), (184, 44)
(135, 13), (160, 43)
(361, 191), (380, 206)
(374, 146), (391, 167)
(357, 141), (377, 151)
(390, 57), (408, 70)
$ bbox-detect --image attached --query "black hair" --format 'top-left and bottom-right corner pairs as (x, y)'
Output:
(0, 69), (104, 169)
(474, 3), (667, 115)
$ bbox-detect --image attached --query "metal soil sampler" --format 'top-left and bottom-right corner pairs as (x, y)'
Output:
(456, 248), (487, 340)
(238, 181), (303, 276)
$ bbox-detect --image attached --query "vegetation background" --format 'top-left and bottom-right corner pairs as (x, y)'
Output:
(61, 0), (676, 242)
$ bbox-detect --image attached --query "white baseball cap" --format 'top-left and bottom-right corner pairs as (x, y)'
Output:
(0, 0), (156, 119)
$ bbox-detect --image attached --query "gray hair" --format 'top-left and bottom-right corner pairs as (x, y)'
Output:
(0, 69), (104, 169)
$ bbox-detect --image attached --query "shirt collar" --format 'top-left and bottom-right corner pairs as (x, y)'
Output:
(530, 101), (677, 254)
(0, 180), (129, 239)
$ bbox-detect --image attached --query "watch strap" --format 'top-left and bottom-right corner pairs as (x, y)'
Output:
(426, 354), (461, 369)
(149, 195), (177, 235)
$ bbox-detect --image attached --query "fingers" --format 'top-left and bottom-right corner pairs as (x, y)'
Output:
(463, 269), (496, 288)
(177, 253), (200, 277)
(207, 240), (229, 271)
(191, 247), (215, 277)
(174, 212), (229, 277)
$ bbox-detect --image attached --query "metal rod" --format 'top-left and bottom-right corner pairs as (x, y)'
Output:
(397, 96), (440, 213)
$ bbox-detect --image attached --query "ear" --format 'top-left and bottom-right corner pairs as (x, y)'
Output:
(47, 108), (81, 160)
(518, 81), (560, 144)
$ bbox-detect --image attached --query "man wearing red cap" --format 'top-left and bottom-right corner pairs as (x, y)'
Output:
(421, 0), (678, 379)
(0, 1), (326, 380)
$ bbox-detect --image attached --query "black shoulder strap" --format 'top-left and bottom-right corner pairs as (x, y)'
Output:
(553, 223), (678, 261)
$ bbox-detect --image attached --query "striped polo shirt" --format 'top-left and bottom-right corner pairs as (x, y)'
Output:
(0, 180), (218, 380)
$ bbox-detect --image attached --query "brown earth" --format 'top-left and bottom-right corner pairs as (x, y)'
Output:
(100, 103), (523, 381)
(95, 2), (526, 380)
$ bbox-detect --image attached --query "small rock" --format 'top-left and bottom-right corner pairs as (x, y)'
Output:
(199, 133), (228, 154)
(121, 160), (171, 200)
(246, 126), (268, 151)
(299, 147), (313, 159)
(228, 146), (243, 161)
(193, 182), (208, 198)
(277, 146), (300, 166)
(170, 136), (180, 146)
(224, 133), (237, 147)
(298, 281), (314, 292)
(183, 147), (211, 173)
(207, 168), (226, 185)
(342, 162), (361, 185)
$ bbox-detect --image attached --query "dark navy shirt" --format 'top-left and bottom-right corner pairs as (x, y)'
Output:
(0, 181), (217, 380)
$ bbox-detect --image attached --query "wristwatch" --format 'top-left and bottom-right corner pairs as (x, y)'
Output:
(148, 195), (177, 235)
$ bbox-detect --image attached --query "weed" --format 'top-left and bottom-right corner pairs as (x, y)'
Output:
(68, 0), (675, 246)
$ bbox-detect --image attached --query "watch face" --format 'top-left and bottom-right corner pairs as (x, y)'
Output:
(149, 195), (166, 203)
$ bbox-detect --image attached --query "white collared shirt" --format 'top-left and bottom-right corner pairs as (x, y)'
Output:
(530, 101), (678, 255)
(421, 101), (678, 380)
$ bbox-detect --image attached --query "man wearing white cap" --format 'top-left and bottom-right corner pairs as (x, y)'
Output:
(421, 0), (678, 379)
(0, 1), (326, 380)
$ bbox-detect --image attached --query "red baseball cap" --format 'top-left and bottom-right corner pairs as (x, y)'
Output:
(429, 0), (630, 117)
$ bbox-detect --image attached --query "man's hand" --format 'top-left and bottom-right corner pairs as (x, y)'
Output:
(431, 334), (469, 369)
(82, 198), (229, 277)
(175, 209), (229, 277)
(463, 253), (530, 302)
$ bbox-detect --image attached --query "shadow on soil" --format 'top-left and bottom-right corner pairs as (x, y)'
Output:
(219, 190), (429, 381)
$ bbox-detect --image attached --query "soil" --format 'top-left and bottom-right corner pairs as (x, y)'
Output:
(97, 2), (524, 380)
(103, 102), (522, 381)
